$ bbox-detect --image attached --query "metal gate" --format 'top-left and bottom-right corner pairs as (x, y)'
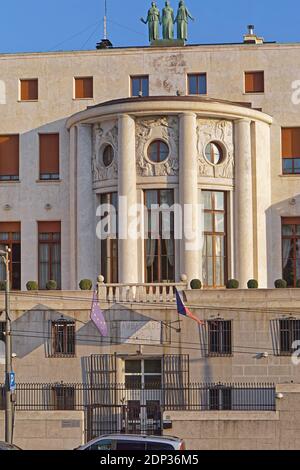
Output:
(86, 402), (163, 441)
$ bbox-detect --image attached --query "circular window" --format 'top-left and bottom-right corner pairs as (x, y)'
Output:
(148, 140), (169, 163)
(102, 145), (114, 167)
(205, 142), (224, 165)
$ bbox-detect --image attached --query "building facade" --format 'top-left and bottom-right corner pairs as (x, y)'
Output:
(0, 36), (300, 290)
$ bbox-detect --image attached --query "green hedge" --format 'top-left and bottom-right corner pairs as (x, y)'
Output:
(190, 279), (202, 290)
(226, 279), (239, 289)
(46, 280), (57, 290)
(274, 279), (287, 289)
(26, 281), (38, 291)
(79, 279), (93, 291)
(247, 279), (258, 289)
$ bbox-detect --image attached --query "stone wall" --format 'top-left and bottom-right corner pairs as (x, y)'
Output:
(0, 411), (85, 450)
(164, 384), (300, 450)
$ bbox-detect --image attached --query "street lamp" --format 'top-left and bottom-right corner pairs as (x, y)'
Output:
(0, 246), (13, 444)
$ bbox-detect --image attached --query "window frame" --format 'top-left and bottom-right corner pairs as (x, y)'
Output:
(38, 222), (61, 290)
(281, 217), (300, 287)
(207, 320), (232, 357)
(187, 73), (207, 95)
(51, 320), (76, 358)
(0, 223), (21, 290)
(244, 71), (265, 94)
(202, 191), (228, 288)
(281, 127), (300, 175)
(39, 133), (60, 181)
(124, 358), (162, 390)
(279, 318), (300, 356)
(100, 192), (119, 283)
(144, 189), (175, 284)
(74, 76), (94, 100)
(0, 134), (20, 181)
(19, 78), (38, 101)
(52, 384), (76, 410)
(130, 75), (149, 97)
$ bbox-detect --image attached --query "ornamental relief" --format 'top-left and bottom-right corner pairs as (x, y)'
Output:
(197, 119), (234, 179)
(92, 122), (118, 183)
(136, 116), (179, 177)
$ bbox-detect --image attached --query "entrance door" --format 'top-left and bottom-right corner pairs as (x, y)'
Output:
(124, 359), (163, 435)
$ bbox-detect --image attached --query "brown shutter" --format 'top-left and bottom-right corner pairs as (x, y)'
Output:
(245, 72), (264, 93)
(0, 222), (20, 232)
(20, 79), (38, 100)
(245, 72), (254, 93)
(282, 217), (300, 225)
(0, 135), (19, 178)
(75, 77), (93, 99)
(38, 221), (61, 233)
(282, 128), (300, 157)
(39, 134), (59, 177)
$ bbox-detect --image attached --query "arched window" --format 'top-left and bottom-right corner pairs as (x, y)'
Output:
(148, 140), (169, 163)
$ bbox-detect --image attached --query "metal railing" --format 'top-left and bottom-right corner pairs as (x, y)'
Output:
(0, 382), (276, 412)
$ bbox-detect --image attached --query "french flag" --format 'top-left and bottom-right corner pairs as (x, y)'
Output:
(175, 289), (205, 326)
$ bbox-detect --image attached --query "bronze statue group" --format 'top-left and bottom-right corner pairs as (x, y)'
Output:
(141, 1), (194, 42)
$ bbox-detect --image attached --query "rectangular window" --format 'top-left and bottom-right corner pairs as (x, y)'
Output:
(52, 320), (75, 357)
(279, 319), (300, 355)
(20, 79), (38, 101)
(0, 222), (21, 290)
(74, 77), (93, 99)
(39, 134), (60, 180)
(209, 387), (232, 410)
(144, 190), (175, 283)
(282, 217), (300, 287)
(188, 73), (207, 95)
(100, 193), (118, 283)
(38, 221), (61, 290)
(0, 135), (19, 181)
(131, 76), (149, 97)
(208, 320), (232, 356)
(245, 71), (264, 93)
(202, 191), (227, 288)
(52, 385), (75, 410)
(125, 359), (162, 390)
(282, 128), (300, 175)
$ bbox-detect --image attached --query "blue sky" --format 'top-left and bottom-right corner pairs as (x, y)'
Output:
(0, 0), (299, 53)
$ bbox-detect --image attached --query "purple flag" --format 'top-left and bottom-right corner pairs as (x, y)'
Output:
(90, 290), (108, 337)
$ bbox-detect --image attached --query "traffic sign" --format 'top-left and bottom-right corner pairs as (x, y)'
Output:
(9, 372), (16, 391)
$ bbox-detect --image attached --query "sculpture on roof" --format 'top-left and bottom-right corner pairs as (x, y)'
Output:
(141, 2), (161, 42)
(174, 0), (195, 41)
(162, 1), (175, 40)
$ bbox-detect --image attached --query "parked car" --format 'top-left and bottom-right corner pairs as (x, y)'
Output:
(76, 434), (185, 451)
(0, 441), (21, 450)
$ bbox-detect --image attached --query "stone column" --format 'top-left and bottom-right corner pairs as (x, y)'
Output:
(234, 119), (254, 288)
(179, 113), (200, 283)
(118, 114), (138, 284)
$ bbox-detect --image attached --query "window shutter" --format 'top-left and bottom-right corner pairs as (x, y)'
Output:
(0, 222), (20, 233)
(75, 77), (93, 99)
(245, 72), (264, 93)
(39, 134), (59, 177)
(20, 79), (38, 100)
(282, 128), (293, 157)
(38, 221), (61, 233)
(0, 135), (19, 178)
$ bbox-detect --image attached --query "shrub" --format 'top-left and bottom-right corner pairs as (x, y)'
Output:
(226, 279), (239, 289)
(247, 279), (258, 289)
(26, 281), (38, 291)
(79, 279), (93, 291)
(296, 280), (300, 288)
(274, 279), (287, 289)
(0, 281), (6, 291)
(46, 280), (57, 290)
(190, 279), (202, 290)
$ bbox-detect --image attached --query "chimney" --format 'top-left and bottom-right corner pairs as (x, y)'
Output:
(243, 24), (264, 45)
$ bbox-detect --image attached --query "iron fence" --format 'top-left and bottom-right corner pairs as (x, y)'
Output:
(0, 382), (276, 412)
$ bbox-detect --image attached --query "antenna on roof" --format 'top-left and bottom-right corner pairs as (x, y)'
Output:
(96, 0), (113, 49)
(103, 0), (107, 40)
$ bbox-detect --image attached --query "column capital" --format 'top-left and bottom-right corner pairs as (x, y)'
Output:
(235, 118), (252, 125)
(179, 112), (197, 119)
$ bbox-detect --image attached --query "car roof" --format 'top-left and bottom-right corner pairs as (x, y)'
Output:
(87, 434), (182, 444)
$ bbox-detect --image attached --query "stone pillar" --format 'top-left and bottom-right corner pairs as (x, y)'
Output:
(118, 114), (138, 284)
(69, 125), (78, 290)
(179, 113), (200, 283)
(234, 119), (254, 288)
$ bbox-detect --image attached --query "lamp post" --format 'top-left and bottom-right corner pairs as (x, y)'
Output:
(0, 246), (13, 444)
